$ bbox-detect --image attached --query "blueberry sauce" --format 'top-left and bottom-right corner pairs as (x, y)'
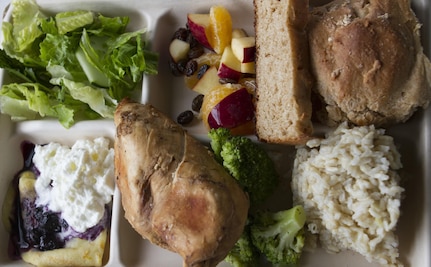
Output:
(7, 141), (110, 259)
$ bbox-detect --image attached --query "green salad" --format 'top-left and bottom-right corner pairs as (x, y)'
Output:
(0, 0), (158, 128)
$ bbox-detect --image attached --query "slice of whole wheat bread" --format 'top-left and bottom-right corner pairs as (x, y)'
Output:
(254, 0), (313, 144)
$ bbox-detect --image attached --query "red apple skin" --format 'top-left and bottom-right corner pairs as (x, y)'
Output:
(242, 46), (256, 63)
(187, 14), (212, 49)
(207, 88), (255, 129)
(231, 36), (256, 63)
(218, 63), (242, 83)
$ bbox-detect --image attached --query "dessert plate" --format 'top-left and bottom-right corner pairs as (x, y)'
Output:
(0, 0), (429, 266)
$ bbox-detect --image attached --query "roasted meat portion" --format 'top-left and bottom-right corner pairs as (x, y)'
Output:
(114, 99), (249, 267)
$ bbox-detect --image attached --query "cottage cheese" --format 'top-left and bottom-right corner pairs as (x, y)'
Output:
(33, 137), (115, 233)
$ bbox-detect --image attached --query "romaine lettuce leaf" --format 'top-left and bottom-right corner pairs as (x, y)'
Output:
(39, 33), (86, 81)
(55, 10), (94, 35)
(0, 83), (75, 127)
(2, 0), (46, 65)
(87, 14), (129, 36)
(50, 77), (117, 118)
(0, 0), (159, 127)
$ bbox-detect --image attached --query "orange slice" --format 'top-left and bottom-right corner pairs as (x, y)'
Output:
(229, 120), (255, 136)
(195, 52), (222, 67)
(208, 5), (232, 55)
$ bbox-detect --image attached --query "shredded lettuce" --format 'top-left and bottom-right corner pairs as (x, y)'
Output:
(0, 0), (158, 128)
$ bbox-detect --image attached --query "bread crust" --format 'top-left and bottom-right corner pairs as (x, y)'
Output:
(308, 0), (431, 126)
(254, 0), (314, 145)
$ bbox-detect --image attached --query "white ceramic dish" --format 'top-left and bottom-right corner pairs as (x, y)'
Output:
(0, 0), (430, 266)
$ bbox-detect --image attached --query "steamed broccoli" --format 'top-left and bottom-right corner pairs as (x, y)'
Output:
(225, 222), (260, 267)
(209, 128), (307, 266)
(250, 205), (306, 266)
(208, 127), (279, 206)
(208, 127), (231, 163)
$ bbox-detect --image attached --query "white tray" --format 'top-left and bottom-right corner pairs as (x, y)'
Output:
(0, 0), (429, 266)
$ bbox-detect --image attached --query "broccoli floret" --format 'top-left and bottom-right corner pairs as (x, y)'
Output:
(208, 127), (231, 163)
(250, 205), (306, 266)
(208, 127), (279, 206)
(225, 222), (260, 267)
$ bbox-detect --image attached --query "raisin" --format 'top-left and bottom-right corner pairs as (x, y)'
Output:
(169, 59), (183, 76)
(177, 110), (194, 125)
(197, 64), (210, 79)
(176, 59), (189, 75)
(188, 45), (204, 59)
(186, 33), (199, 48)
(192, 94), (204, 112)
(172, 27), (189, 41)
(184, 60), (198, 76)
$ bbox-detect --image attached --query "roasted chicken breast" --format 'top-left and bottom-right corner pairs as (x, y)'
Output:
(114, 99), (249, 267)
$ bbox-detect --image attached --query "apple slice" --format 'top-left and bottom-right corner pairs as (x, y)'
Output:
(232, 28), (248, 39)
(231, 36), (256, 63)
(169, 39), (190, 62)
(187, 13), (212, 49)
(241, 62), (255, 74)
(184, 72), (199, 89)
(217, 46), (242, 82)
(207, 88), (255, 129)
(192, 66), (220, 95)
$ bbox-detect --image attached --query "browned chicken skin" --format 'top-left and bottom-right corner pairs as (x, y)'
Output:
(114, 99), (249, 267)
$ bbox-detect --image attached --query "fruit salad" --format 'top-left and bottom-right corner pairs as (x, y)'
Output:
(168, 5), (256, 135)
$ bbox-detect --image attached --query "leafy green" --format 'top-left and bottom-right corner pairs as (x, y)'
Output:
(0, 49), (43, 83)
(55, 10), (94, 35)
(2, 0), (45, 62)
(0, 83), (76, 127)
(50, 77), (117, 118)
(0, 0), (158, 127)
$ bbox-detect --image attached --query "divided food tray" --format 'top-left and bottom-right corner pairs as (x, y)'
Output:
(0, 0), (430, 266)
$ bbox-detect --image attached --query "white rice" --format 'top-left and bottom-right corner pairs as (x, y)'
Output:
(291, 122), (404, 267)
